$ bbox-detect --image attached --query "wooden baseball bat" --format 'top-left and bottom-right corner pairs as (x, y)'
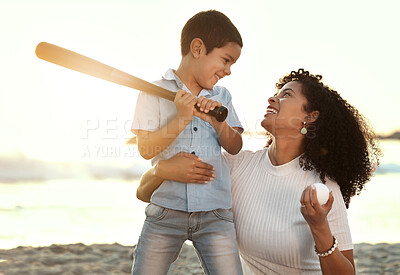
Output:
(35, 42), (228, 122)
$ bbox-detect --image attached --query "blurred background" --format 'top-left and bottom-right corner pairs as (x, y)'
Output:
(0, 0), (399, 249)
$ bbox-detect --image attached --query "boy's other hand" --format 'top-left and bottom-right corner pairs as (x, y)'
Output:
(174, 90), (198, 121)
(194, 96), (222, 124)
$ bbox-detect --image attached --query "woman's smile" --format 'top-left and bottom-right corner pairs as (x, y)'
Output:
(265, 106), (278, 116)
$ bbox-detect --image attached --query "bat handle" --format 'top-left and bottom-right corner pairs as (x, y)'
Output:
(194, 105), (228, 122)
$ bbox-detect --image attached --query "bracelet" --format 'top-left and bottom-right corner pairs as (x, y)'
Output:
(315, 236), (338, 257)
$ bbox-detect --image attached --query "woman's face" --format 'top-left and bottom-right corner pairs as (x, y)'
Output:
(261, 81), (309, 138)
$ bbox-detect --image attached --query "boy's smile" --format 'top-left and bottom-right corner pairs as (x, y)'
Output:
(195, 42), (242, 91)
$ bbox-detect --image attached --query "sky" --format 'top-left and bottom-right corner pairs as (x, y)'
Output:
(0, 0), (399, 161)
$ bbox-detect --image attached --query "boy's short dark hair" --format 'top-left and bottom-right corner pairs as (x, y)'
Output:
(180, 10), (243, 56)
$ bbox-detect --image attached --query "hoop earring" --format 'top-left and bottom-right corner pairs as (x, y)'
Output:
(300, 121), (307, 135)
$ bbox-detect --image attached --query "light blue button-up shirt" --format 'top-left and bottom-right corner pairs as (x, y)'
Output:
(132, 69), (243, 212)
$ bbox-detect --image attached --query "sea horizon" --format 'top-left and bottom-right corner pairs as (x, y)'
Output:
(0, 139), (399, 249)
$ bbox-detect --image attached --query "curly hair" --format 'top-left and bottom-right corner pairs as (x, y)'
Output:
(273, 69), (381, 207)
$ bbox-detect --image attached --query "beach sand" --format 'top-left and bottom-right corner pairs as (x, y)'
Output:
(0, 242), (399, 274)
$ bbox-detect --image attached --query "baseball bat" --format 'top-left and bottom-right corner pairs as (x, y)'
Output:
(35, 42), (228, 122)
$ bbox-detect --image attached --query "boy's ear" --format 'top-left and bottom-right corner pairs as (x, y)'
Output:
(190, 38), (205, 58)
(305, 111), (320, 123)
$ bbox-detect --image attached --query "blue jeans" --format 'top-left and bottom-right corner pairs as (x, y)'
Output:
(132, 203), (243, 275)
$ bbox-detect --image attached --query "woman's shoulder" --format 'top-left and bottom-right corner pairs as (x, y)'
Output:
(223, 148), (268, 171)
(223, 148), (267, 161)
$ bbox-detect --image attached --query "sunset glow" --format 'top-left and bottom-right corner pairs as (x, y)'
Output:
(0, 0), (399, 161)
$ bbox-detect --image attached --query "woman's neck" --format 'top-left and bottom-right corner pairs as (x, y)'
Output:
(268, 137), (305, 166)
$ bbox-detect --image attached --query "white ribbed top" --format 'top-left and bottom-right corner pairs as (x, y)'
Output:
(224, 149), (353, 275)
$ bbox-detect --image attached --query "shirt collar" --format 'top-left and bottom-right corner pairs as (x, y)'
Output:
(162, 68), (212, 96)
(264, 149), (302, 176)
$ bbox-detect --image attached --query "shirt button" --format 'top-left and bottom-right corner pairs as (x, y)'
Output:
(191, 151), (196, 155)
(193, 127), (198, 131)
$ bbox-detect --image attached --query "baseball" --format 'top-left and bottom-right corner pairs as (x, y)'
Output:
(312, 183), (330, 205)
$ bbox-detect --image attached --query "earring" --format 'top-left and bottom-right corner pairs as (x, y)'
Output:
(300, 121), (307, 135)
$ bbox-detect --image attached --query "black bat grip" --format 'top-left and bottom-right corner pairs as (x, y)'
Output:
(194, 105), (228, 122)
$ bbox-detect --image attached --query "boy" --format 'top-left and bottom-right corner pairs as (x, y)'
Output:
(131, 10), (244, 274)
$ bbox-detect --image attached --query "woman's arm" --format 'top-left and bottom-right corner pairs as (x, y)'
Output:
(300, 186), (355, 275)
(136, 164), (163, 203)
(136, 152), (216, 202)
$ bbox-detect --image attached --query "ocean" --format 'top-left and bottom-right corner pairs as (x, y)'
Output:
(0, 138), (399, 249)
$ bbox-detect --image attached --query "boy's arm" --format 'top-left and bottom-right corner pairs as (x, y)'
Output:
(211, 121), (243, 155)
(195, 97), (243, 155)
(137, 117), (189, 159)
(136, 90), (197, 159)
(137, 152), (215, 202)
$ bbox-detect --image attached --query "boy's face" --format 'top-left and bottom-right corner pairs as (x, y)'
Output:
(194, 42), (241, 90)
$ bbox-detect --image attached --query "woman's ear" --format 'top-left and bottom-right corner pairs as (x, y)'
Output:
(306, 110), (320, 123)
(190, 38), (205, 58)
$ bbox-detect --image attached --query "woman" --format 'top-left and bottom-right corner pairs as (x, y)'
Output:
(136, 69), (381, 274)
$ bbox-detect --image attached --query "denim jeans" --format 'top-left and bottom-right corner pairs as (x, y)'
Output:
(132, 203), (243, 275)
